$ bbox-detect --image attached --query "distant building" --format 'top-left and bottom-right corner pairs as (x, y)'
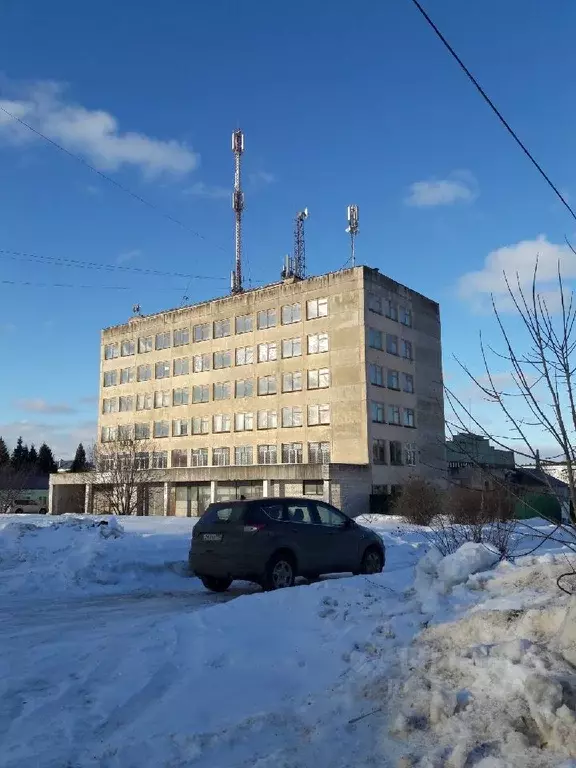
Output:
(447, 433), (515, 471)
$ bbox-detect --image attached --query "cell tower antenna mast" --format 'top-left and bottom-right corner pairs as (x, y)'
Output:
(231, 130), (245, 294)
(294, 207), (309, 280)
(346, 204), (359, 267)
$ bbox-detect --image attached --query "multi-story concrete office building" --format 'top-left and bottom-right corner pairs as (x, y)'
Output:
(50, 265), (445, 516)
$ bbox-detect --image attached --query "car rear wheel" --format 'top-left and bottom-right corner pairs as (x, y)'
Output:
(360, 547), (384, 575)
(263, 553), (296, 591)
(200, 575), (232, 593)
(38, 508), (47, 515)
(15, 508), (23, 515)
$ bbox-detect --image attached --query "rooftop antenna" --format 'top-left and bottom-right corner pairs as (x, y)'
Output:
(294, 207), (308, 279)
(132, 303), (141, 316)
(231, 129), (245, 294)
(346, 204), (359, 267)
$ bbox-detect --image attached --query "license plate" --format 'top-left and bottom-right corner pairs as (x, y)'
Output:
(202, 533), (222, 542)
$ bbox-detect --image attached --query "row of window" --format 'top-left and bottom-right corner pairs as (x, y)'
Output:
(371, 402), (415, 428)
(102, 334), (329, 387)
(372, 439), (417, 466)
(100, 442), (330, 470)
(368, 329), (413, 360)
(101, 404), (331, 443)
(367, 294), (412, 327)
(103, 299), (329, 360)
(369, 365), (414, 393)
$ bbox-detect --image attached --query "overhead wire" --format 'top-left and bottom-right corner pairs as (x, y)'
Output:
(407, 0), (576, 224)
(1, 279), (130, 290)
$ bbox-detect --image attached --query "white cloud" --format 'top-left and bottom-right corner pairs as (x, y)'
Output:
(116, 248), (141, 265)
(0, 80), (198, 177)
(249, 170), (275, 189)
(0, 419), (96, 459)
(15, 399), (76, 415)
(405, 172), (477, 207)
(183, 181), (229, 200)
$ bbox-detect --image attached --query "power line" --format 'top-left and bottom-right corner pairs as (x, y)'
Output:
(0, 104), (229, 252)
(1, 279), (130, 290)
(407, 0), (576, 223)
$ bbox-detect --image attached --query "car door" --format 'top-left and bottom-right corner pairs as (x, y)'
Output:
(282, 500), (328, 575)
(313, 502), (359, 573)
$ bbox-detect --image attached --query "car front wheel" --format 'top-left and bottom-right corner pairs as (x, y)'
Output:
(263, 553), (296, 591)
(200, 575), (232, 593)
(359, 547), (384, 575)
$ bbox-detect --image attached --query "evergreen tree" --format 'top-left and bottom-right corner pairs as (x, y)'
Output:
(21, 443), (30, 466)
(37, 443), (58, 475)
(70, 443), (87, 473)
(28, 444), (38, 467)
(0, 437), (9, 467)
(11, 437), (26, 469)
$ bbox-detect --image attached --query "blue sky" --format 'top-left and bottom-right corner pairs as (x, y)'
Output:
(1, 0), (575, 458)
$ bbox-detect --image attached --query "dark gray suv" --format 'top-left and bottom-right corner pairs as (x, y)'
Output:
(189, 497), (385, 592)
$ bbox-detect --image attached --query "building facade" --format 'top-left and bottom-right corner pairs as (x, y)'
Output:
(50, 265), (445, 516)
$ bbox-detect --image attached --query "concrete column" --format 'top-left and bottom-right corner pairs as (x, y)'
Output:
(210, 480), (217, 503)
(48, 484), (54, 515)
(323, 479), (331, 504)
(84, 483), (93, 515)
(163, 482), (171, 516)
(263, 479), (270, 497)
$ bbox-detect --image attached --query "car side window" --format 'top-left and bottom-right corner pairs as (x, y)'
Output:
(315, 502), (348, 528)
(260, 503), (284, 522)
(286, 503), (314, 524)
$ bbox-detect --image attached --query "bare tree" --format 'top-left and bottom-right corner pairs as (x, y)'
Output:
(92, 436), (161, 516)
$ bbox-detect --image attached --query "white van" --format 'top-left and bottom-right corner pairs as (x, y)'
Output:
(6, 499), (48, 514)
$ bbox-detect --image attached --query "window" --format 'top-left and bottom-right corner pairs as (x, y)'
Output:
(137, 364), (152, 382)
(121, 340), (135, 357)
(192, 448), (209, 467)
(102, 398), (117, 414)
(402, 340), (413, 360)
(152, 451), (168, 469)
(371, 401), (385, 423)
(286, 502), (314, 524)
(306, 297), (328, 319)
(388, 405), (401, 425)
(315, 502), (347, 527)
(135, 452), (150, 470)
(369, 363), (384, 387)
(171, 449), (188, 468)
(213, 447), (230, 466)
(213, 381), (231, 401)
(401, 307), (412, 327)
(154, 420), (169, 438)
(120, 367), (135, 384)
(193, 323), (210, 342)
(307, 367), (330, 389)
(193, 353), (211, 373)
(214, 350), (232, 369)
(213, 414), (231, 433)
(390, 440), (403, 466)
(405, 442), (417, 467)
(103, 370), (118, 387)
(173, 328), (189, 347)
(236, 346), (254, 366)
(303, 480), (323, 495)
(235, 412), (254, 431)
(404, 408), (415, 428)
(235, 378), (254, 398)
(307, 333), (329, 354)
(101, 425), (116, 443)
(214, 318), (231, 338)
(258, 375), (277, 395)
(282, 371), (302, 392)
(388, 369), (400, 390)
(257, 308), (276, 329)
(282, 302), (301, 325)
(118, 424), (133, 440)
(235, 446), (253, 466)
(386, 300), (399, 321)
(173, 357), (190, 376)
(104, 343), (119, 360)
(155, 361), (170, 379)
(258, 342), (277, 362)
(136, 393), (153, 411)
(235, 314), (253, 334)
(282, 406), (303, 428)
(119, 395), (133, 412)
(282, 442), (303, 464)
(173, 387), (189, 406)
(138, 336), (153, 354)
(135, 422), (150, 440)
(372, 439), (387, 464)
(257, 410), (277, 429)
(403, 373), (415, 394)
(368, 328), (383, 350)
(154, 390), (170, 408)
(192, 416), (210, 435)
(156, 332), (171, 350)
(368, 294), (382, 314)
(258, 444), (277, 464)
(282, 337), (302, 358)
(192, 385), (209, 403)
(386, 334), (399, 355)
(308, 404), (330, 426)
(309, 442), (330, 464)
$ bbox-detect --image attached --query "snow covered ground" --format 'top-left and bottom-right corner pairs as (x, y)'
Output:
(1, 513), (576, 767)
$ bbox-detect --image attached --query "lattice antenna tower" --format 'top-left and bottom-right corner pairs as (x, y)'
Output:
(293, 207), (309, 280)
(346, 204), (359, 267)
(231, 130), (245, 294)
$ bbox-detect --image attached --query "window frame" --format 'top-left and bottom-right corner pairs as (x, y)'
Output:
(257, 308), (277, 330)
(282, 371), (303, 393)
(214, 318), (231, 339)
(173, 328), (190, 347)
(138, 336), (153, 354)
(281, 302), (302, 325)
(306, 297), (328, 320)
(235, 314), (253, 334)
(192, 384), (209, 404)
(155, 331), (171, 351)
(258, 375), (277, 396)
(153, 420), (170, 439)
(173, 357), (190, 376)
(193, 323), (211, 342)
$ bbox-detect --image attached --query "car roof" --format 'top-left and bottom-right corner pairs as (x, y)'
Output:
(211, 497), (326, 506)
